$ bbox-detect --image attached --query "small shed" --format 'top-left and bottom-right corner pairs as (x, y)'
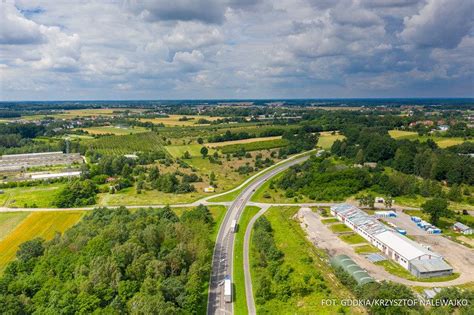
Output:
(453, 222), (473, 235)
(204, 186), (215, 193)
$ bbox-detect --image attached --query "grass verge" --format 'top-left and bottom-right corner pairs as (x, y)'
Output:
(234, 206), (261, 315)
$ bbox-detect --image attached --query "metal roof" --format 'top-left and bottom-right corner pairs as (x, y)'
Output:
(330, 255), (374, 285)
(374, 230), (441, 261)
(410, 259), (453, 273)
(454, 222), (471, 231)
(331, 204), (388, 235)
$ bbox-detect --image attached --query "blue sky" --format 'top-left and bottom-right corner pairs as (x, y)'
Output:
(0, 0), (473, 100)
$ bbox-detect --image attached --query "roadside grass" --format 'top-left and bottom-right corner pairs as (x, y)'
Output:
(0, 212), (30, 241)
(374, 260), (460, 282)
(208, 188), (243, 202)
(329, 223), (353, 233)
(354, 244), (379, 254)
(317, 132), (345, 149)
(165, 144), (216, 158)
(252, 206), (359, 314)
(234, 206), (261, 315)
(321, 218), (339, 224)
(2, 184), (65, 208)
(81, 125), (148, 135)
(250, 172), (312, 203)
(0, 211), (84, 273)
(339, 233), (367, 245)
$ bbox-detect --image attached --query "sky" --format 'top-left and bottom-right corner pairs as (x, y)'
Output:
(0, 0), (473, 101)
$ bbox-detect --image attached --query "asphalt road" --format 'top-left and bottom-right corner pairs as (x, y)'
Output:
(206, 153), (313, 315)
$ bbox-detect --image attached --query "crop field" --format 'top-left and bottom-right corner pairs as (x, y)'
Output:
(0, 212), (30, 240)
(389, 130), (472, 148)
(85, 132), (165, 155)
(252, 206), (359, 314)
(140, 115), (223, 126)
(0, 211), (84, 273)
(81, 125), (149, 135)
(1, 184), (65, 208)
(317, 132), (345, 149)
(165, 144), (217, 158)
(218, 138), (289, 154)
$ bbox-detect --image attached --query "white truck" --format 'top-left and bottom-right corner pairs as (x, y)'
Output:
(224, 275), (232, 303)
(230, 219), (237, 233)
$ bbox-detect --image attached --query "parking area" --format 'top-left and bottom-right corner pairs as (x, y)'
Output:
(297, 207), (474, 287)
(381, 210), (430, 236)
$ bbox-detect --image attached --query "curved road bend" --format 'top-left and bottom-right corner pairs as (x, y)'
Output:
(206, 153), (314, 315)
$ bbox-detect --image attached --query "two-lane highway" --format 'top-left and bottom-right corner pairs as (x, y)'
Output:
(206, 153), (314, 315)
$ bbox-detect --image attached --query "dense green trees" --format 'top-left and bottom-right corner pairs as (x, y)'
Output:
(0, 206), (214, 313)
(53, 179), (98, 207)
(422, 198), (450, 226)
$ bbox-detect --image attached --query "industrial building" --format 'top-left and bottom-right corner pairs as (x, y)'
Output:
(330, 204), (453, 278)
(0, 152), (83, 172)
(330, 254), (374, 285)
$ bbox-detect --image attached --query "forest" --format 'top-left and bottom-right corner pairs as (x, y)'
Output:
(0, 205), (214, 314)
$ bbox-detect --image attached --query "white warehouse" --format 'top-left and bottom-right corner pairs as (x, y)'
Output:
(330, 204), (453, 278)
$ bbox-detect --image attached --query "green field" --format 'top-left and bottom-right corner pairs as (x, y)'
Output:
(1, 184), (66, 208)
(329, 223), (353, 233)
(81, 125), (149, 135)
(165, 144), (216, 158)
(339, 233), (367, 245)
(252, 206), (359, 314)
(317, 132), (345, 149)
(0, 211), (84, 273)
(0, 212), (30, 240)
(97, 186), (206, 206)
(354, 244), (379, 254)
(234, 206), (261, 315)
(321, 218), (339, 224)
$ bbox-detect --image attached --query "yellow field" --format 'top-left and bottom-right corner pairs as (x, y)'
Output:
(0, 212), (30, 241)
(389, 130), (471, 148)
(317, 132), (345, 149)
(0, 211), (84, 272)
(388, 130), (418, 139)
(206, 136), (282, 148)
(140, 115), (223, 126)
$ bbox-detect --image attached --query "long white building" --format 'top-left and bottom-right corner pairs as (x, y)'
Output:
(330, 204), (452, 278)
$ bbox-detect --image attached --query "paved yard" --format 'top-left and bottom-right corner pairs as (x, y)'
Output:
(297, 208), (474, 287)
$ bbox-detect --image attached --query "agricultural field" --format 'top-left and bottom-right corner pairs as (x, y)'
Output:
(206, 136), (282, 148)
(0, 212), (30, 240)
(19, 108), (146, 121)
(388, 130), (472, 148)
(0, 211), (84, 273)
(317, 131), (345, 149)
(251, 206), (359, 314)
(85, 132), (165, 155)
(80, 125), (149, 135)
(140, 115), (223, 126)
(0, 184), (66, 208)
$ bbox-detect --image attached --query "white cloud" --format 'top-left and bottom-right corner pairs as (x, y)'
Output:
(400, 0), (474, 49)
